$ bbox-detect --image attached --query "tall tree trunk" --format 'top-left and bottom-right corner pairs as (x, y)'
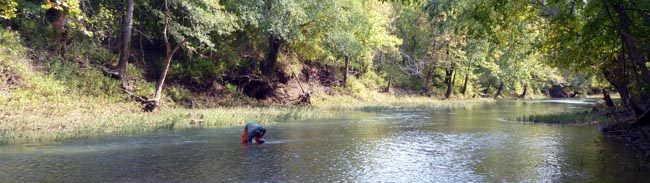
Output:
(461, 74), (469, 95)
(343, 56), (349, 88)
(117, 0), (134, 90)
(451, 67), (456, 88)
(602, 89), (615, 108)
(424, 65), (434, 96)
(262, 34), (282, 77)
(603, 64), (644, 117)
(386, 60), (394, 93)
(444, 67), (454, 99)
(462, 51), (473, 96)
(494, 81), (504, 98)
(520, 83), (528, 99)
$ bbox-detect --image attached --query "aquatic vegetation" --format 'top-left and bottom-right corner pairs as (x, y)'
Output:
(516, 111), (613, 125)
(312, 93), (492, 111)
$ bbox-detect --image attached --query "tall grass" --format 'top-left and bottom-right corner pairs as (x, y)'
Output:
(0, 104), (346, 145)
(516, 111), (613, 125)
(312, 92), (492, 111)
(1, 93), (489, 145)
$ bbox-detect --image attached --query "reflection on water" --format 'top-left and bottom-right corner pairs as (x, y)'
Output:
(0, 100), (648, 182)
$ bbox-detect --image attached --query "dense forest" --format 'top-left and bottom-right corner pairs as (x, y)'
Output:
(0, 0), (648, 122)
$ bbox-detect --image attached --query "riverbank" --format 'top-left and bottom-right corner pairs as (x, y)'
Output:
(0, 91), (491, 145)
(601, 122), (650, 163)
(0, 28), (497, 145)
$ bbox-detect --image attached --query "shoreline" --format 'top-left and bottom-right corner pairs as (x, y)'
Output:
(0, 95), (492, 145)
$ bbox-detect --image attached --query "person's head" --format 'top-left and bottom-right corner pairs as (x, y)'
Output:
(253, 128), (266, 143)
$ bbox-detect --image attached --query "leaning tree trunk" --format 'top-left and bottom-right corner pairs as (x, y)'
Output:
(603, 63), (644, 117)
(462, 54), (473, 96)
(262, 34), (283, 77)
(343, 56), (349, 88)
(444, 67), (454, 99)
(494, 81), (504, 98)
(483, 81), (492, 95)
(520, 83), (528, 99)
(451, 67), (456, 88)
(145, 0), (188, 112)
(602, 89), (615, 109)
(613, 3), (650, 83)
(461, 74), (469, 95)
(117, 0), (134, 90)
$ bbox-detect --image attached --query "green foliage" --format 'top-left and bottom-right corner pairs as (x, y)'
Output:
(168, 58), (219, 87)
(229, 0), (309, 42)
(540, 0), (650, 109)
(86, 4), (120, 44)
(166, 85), (192, 103)
(153, 0), (239, 51)
(0, 28), (29, 87)
(40, 0), (93, 36)
(0, 0), (18, 20)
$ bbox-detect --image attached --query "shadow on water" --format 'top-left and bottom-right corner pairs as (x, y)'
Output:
(0, 99), (648, 182)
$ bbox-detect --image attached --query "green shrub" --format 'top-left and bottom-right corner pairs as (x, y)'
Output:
(168, 58), (219, 87)
(167, 86), (192, 103)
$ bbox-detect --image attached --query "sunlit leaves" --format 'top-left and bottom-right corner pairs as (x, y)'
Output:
(146, 0), (239, 52)
(320, 0), (400, 68)
(0, 0), (18, 20)
(40, 0), (93, 36)
(230, 0), (310, 42)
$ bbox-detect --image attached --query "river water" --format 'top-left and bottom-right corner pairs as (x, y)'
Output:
(1, 99), (648, 182)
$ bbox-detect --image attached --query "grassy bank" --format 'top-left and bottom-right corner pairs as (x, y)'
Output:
(0, 104), (328, 145)
(516, 111), (613, 125)
(312, 93), (492, 111)
(1, 95), (490, 145)
(1, 92), (491, 145)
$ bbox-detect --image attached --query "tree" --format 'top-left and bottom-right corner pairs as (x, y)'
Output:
(40, 0), (92, 56)
(541, 0), (650, 120)
(144, 0), (238, 111)
(116, 0), (134, 90)
(229, 0), (311, 78)
(320, 0), (400, 88)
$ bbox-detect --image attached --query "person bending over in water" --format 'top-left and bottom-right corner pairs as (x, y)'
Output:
(241, 122), (266, 144)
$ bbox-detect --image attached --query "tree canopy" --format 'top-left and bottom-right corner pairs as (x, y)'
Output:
(2, 0), (648, 116)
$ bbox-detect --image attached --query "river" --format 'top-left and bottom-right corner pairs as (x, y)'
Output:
(1, 99), (648, 182)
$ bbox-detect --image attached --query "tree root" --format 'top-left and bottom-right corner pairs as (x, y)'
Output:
(121, 88), (157, 112)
